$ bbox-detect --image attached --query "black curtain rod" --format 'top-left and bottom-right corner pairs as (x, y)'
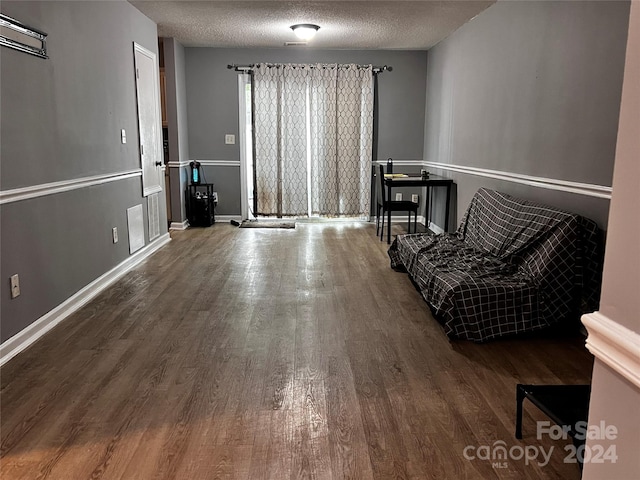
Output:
(227, 63), (392, 74)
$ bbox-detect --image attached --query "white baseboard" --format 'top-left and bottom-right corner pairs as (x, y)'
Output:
(382, 214), (425, 224)
(379, 215), (446, 234)
(0, 233), (171, 367)
(428, 222), (445, 234)
(169, 220), (189, 230)
(216, 214), (242, 222)
(582, 311), (640, 390)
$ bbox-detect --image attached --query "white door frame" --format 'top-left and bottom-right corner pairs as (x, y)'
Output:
(238, 73), (252, 220)
(133, 42), (163, 197)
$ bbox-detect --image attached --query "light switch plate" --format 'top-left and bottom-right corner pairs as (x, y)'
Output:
(225, 134), (236, 145)
(395, 193), (403, 201)
(10, 274), (20, 299)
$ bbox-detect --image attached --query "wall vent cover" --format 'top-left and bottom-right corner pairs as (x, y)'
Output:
(148, 193), (160, 241)
(127, 204), (145, 254)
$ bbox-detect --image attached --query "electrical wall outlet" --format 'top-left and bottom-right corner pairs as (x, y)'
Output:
(411, 194), (419, 203)
(212, 192), (218, 203)
(10, 274), (20, 299)
(121, 129), (127, 144)
(395, 193), (403, 201)
(112, 227), (118, 244)
(225, 134), (235, 145)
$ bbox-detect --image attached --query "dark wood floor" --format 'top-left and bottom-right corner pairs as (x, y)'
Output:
(1, 222), (593, 479)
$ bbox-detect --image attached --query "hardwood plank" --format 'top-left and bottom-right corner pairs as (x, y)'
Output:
(1, 223), (591, 479)
(325, 355), (375, 480)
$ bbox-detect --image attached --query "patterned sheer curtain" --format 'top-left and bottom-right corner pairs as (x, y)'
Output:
(253, 63), (374, 218)
(310, 64), (373, 217)
(253, 64), (309, 216)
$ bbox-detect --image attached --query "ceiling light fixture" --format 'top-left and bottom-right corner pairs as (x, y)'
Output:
(290, 24), (320, 41)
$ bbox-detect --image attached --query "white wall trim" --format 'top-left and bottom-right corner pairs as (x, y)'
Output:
(0, 169), (143, 205)
(169, 220), (189, 230)
(170, 160), (242, 168)
(582, 311), (640, 390)
(167, 161), (190, 168)
(423, 162), (612, 199)
(372, 159), (611, 199)
(0, 233), (171, 367)
(197, 160), (241, 167)
(374, 159), (425, 167)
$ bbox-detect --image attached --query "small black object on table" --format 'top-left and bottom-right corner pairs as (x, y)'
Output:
(515, 384), (591, 468)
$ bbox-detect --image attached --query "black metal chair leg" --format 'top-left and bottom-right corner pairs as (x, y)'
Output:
(515, 384), (525, 439)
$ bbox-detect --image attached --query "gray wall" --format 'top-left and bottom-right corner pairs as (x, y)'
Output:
(200, 165), (241, 217)
(0, 1), (167, 342)
(185, 48), (428, 215)
(165, 38), (190, 167)
(163, 37), (190, 223)
(424, 0), (630, 229)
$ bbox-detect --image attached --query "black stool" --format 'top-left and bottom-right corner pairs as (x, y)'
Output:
(515, 384), (591, 468)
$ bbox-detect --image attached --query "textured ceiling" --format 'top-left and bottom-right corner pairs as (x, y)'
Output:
(129, 1), (495, 49)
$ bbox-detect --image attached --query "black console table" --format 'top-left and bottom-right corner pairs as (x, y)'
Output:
(187, 183), (215, 227)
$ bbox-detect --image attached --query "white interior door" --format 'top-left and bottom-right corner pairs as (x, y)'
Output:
(134, 43), (163, 196)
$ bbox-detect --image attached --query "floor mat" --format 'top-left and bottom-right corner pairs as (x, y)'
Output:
(239, 221), (296, 229)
